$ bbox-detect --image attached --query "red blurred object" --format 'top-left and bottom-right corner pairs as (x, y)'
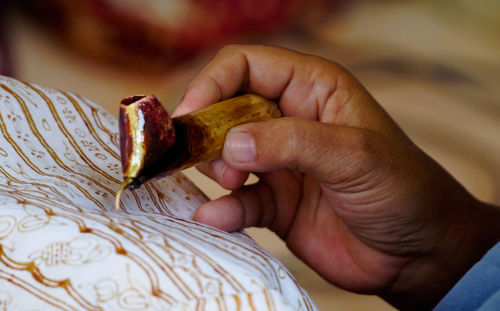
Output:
(19, 0), (337, 70)
(0, 30), (7, 76)
(0, 1), (12, 76)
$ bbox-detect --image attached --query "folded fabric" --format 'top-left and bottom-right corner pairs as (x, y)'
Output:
(0, 75), (317, 310)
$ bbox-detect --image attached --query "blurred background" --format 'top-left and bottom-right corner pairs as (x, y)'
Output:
(2, 0), (500, 309)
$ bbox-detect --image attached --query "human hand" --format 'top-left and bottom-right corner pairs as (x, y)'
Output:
(174, 45), (499, 310)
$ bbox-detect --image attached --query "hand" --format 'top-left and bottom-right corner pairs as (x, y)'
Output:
(174, 45), (500, 310)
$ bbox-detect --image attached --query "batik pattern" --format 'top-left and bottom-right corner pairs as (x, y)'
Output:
(0, 75), (317, 311)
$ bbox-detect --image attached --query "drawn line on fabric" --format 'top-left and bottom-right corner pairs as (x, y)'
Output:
(0, 268), (78, 310)
(0, 246), (101, 310)
(2, 84), (114, 209)
(0, 98), (106, 211)
(22, 82), (121, 185)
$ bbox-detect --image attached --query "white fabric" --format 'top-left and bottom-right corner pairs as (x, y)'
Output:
(0, 75), (317, 311)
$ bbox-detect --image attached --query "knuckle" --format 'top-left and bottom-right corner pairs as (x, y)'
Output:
(306, 54), (345, 76)
(346, 129), (382, 173)
(275, 118), (303, 165)
(219, 44), (244, 55)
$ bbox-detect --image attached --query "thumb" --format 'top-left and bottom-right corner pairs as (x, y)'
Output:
(222, 117), (381, 183)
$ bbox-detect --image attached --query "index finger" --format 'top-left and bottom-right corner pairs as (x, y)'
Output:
(174, 44), (402, 139)
(173, 44), (320, 119)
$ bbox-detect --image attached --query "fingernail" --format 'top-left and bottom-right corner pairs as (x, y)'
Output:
(224, 129), (255, 163)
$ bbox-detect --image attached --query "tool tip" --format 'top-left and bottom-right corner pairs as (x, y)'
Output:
(115, 179), (132, 211)
(114, 189), (123, 211)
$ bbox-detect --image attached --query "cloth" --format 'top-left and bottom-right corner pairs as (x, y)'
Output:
(435, 242), (500, 311)
(0, 75), (317, 310)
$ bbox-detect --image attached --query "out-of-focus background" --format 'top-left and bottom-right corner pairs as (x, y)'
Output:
(2, 0), (500, 309)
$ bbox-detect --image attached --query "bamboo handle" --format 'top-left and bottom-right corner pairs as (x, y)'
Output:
(174, 94), (281, 170)
(115, 94), (281, 210)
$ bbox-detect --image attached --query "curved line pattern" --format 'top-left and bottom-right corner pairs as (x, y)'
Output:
(0, 76), (316, 311)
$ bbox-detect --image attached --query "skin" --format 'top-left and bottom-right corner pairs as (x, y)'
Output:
(173, 44), (500, 310)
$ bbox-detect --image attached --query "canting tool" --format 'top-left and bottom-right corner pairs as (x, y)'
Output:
(115, 94), (281, 210)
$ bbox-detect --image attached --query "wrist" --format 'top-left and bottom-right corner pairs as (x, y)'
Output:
(431, 200), (500, 306)
(382, 196), (500, 310)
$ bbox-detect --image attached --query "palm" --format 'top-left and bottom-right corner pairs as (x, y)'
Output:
(281, 174), (409, 294)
